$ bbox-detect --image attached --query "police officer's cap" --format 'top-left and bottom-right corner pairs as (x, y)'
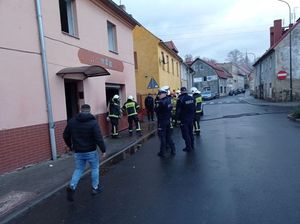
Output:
(180, 87), (187, 92)
(128, 95), (134, 100)
(158, 88), (168, 94)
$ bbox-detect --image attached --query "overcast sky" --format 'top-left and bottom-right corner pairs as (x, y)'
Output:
(113, 0), (299, 63)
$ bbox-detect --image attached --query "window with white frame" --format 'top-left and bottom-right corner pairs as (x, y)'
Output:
(59, 0), (78, 36)
(107, 21), (118, 53)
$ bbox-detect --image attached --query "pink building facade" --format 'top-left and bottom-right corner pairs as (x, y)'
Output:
(0, 0), (138, 174)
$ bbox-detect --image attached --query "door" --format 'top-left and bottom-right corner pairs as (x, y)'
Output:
(64, 80), (79, 120)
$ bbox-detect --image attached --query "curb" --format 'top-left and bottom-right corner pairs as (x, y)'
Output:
(287, 114), (300, 123)
(0, 129), (157, 224)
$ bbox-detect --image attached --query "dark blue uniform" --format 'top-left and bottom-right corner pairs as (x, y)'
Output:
(176, 93), (195, 151)
(155, 95), (175, 156)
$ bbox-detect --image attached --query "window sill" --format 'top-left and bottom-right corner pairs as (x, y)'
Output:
(109, 50), (119, 55)
(61, 31), (80, 40)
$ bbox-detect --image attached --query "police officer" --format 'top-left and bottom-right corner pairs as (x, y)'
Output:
(107, 95), (121, 138)
(155, 87), (176, 157)
(191, 88), (203, 136)
(176, 87), (195, 152)
(122, 95), (142, 136)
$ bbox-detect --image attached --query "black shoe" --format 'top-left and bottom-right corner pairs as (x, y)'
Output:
(182, 148), (190, 152)
(92, 185), (103, 196)
(137, 132), (142, 137)
(66, 186), (75, 202)
(129, 132), (133, 136)
(157, 152), (166, 158)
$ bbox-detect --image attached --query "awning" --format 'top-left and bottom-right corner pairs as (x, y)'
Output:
(56, 65), (110, 80)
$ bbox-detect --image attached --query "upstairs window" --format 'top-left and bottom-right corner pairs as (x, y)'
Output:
(107, 21), (118, 53)
(166, 55), (169, 72)
(59, 0), (78, 36)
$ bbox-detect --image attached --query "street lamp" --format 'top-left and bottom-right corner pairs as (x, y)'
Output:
(277, 0), (293, 101)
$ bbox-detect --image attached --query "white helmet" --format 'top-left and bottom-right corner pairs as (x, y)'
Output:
(190, 87), (198, 94)
(196, 90), (201, 94)
(128, 95), (134, 100)
(112, 95), (119, 100)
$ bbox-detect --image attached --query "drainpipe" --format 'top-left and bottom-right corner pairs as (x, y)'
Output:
(35, 0), (57, 160)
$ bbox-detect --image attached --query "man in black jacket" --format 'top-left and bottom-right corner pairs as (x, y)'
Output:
(144, 93), (154, 121)
(63, 104), (106, 201)
(176, 87), (195, 152)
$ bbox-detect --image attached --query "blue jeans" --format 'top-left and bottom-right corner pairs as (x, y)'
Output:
(70, 150), (100, 190)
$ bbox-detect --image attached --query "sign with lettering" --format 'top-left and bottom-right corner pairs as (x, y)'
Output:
(78, 48), (124, 72)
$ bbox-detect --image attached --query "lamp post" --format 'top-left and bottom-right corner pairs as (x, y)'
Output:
(277, 0), (293, 101)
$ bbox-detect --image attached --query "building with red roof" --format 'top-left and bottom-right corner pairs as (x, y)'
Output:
(253, 18), (300, 101)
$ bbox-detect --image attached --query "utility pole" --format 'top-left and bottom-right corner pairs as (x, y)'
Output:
(277, 0), (293, 101)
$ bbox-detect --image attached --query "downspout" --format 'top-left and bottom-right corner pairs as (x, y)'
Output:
(35, 0), (57, 160)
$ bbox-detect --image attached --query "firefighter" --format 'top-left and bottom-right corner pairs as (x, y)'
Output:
(122, 95), (142, 136)
(107, 95), (121, 138)
(191, 87), (203, 136)
(171, 93), (178, 127)
(176, 87), (195, 152)
(155, 87), (176, 157)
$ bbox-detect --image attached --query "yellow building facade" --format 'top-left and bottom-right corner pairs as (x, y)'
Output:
(133, 26), (182, 106)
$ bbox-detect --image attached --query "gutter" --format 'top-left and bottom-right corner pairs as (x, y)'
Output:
(35, 0), (57, 160)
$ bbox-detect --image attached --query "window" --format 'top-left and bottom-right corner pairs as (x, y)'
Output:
(166, 55), (169, 72)
(171, 59), (174, 75)
(107, 21), (118, 53)
(59, 0), (78, 36)
(134, 51), (138, 69)
(161, 52), (165, 70)
(220, 86), (223, 93)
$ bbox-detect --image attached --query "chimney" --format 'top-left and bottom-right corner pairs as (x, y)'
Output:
(119, 4), (126, 11)
(273, 19), (283, 45)
(270, 26), (274, 47)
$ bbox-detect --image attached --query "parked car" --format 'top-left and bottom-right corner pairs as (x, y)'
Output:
(202, 90), (214, 100)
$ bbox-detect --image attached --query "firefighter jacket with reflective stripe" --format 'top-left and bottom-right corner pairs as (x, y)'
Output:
(122, 100), (140, 116)
(107, 100), (121, 118)
(193, 93), (203, 113)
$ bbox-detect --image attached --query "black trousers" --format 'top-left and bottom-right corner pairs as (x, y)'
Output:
(158, 121), (175, 154)
(110, 117), (119, 136)
(180, 121), (194, 150)
(128, 115), (141, 132)
(146, 108), (154, 121)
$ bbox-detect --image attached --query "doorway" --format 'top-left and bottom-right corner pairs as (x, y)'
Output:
(64, 80), (80, 120)
(105, 84), (122, 106)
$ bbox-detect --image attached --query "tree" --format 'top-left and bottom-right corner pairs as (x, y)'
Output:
(185, 54), (193, 63)
(226, 49), (245, 64)
(202, 57), (217, 64)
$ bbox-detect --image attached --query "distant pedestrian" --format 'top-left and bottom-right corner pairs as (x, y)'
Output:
(122, 95), (142, 136)
(144, 93), (155, 121)
(176, 87), (195, 152)
(107, 95), (122, 138)
(63, 104), (106, 202)
(155, 87), (175, 157)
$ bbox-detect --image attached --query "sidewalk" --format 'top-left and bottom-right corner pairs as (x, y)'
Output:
(242, 95), (300, 107)
(0, 121), (157, 224)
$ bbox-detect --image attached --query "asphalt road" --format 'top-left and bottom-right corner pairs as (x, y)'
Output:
(8, 96), (300, 224)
